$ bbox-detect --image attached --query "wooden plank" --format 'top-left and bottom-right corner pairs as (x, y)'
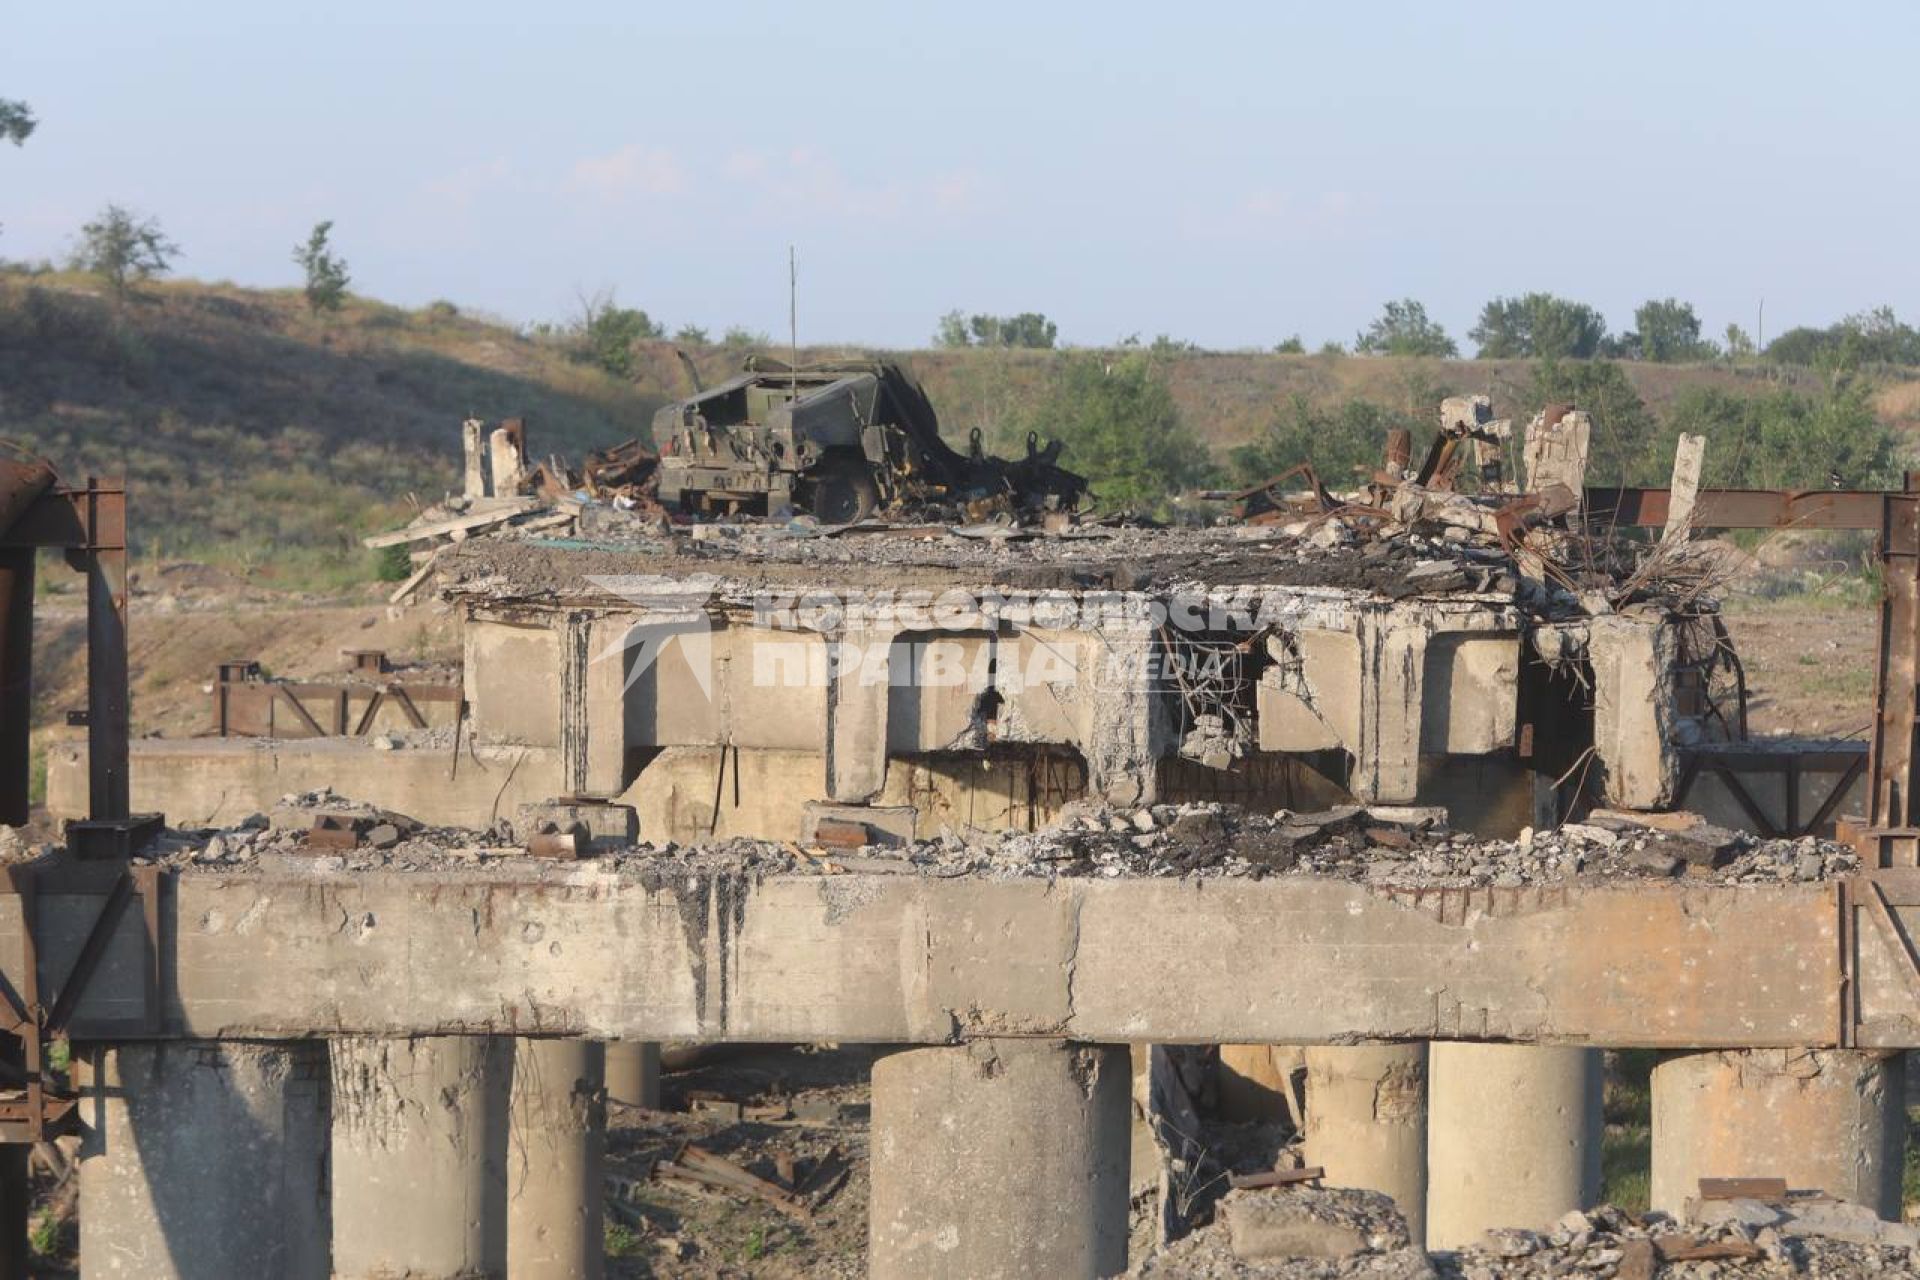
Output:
(361, 500), (538, 549)
(1698, 1176), (1786, 1200)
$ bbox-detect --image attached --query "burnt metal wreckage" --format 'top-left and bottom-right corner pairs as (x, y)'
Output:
(652, 357), (1087, 523)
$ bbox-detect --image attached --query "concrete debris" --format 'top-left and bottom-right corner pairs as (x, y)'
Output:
(1134, 1186), (1431, 1277)
(1225, 1187), (1413, 1260)
(1134, 1196), (1920, 1278)
(131, 797), (1862, 888)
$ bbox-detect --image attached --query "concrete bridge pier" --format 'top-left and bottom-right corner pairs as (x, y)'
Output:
(78, 1040), (330, 1279)
(331, 1035), (512, 1280)
(508, 1039), (607, 1279)
(869, 1039), (1132, 1279)
(1650, 1048), (1907, 1218)
(603, 1040), (661, 1108)
(1426, 1043), (1602, 1248)
(1303, 1043), (1429, 1245)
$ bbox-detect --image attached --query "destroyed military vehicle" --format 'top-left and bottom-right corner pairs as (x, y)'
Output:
(652, 357), (1087, 523)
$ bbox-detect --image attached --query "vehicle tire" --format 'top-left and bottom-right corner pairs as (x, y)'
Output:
(808, 457), (878, 524)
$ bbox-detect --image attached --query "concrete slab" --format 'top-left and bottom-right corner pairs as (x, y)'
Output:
(5, 866), (1865, 1049)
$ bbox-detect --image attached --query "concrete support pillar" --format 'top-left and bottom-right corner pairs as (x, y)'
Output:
(826, 629), (892, 801)
(604, 1040), (661, 1108)
(1651, 1048), (1906, 1219)
(1351, 609), (1427, 803)
(462, 417), (488, 497)
(1589, 613), (1679, 808)
(1084, 616), (1159, 807)
(1426, 1043), (1601, 1248)
(79, 1041), (329, 1279)
(332, 1035), (511, 1280)
(870, 1039), (1131, 1279)
(1303, 1043), (1429, 1245)
(509, 1039), (606, 1280)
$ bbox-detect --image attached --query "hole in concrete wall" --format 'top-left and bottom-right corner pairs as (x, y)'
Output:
(1159, 750), (1350, 811)
(1518, 632), (1597, 822)
(898, 746), (1087, 836)
(888, 629), (1002, 754)
(1158, 628), (1276, 772)
(1672, 614), (1747, 742)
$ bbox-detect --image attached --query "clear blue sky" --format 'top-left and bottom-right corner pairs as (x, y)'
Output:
(5, 2), (1915, 350)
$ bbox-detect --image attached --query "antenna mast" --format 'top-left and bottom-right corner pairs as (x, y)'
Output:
(789, 245), (799, 397)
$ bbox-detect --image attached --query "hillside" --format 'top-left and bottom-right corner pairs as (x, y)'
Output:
(5, 275), (1919, 584)
(0, 275), (660, 585)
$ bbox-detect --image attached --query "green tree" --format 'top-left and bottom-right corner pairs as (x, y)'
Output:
(1018, 354), (1213, 509)
(1274, 335), (1306, 354)
(0, 98), (34, 146)
(1318, 339), (1346, 356)
(673, 323), (710, 345)
(935, 309), (971, 348)
(1723, 322), (1755, 360)
(70, 204), (180, 296)
(1660, 381), (1895, 490)
(569, 290), (662, 378)
(722, 325), (769, 350)
(292, 220), (350, 315)
(1633, 298), (1715, 362)
(1354, 299), (1457, 357)
(1469, 293), (1607, 359)
(966, 311), (1057, 349)
(1233, 395), (1427, 487)
(1522, 359), (1661, 485)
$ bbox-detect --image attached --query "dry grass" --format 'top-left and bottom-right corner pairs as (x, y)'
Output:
(0, 274), (661, 585)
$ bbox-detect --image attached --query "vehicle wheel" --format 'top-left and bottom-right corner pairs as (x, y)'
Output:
(809, 458), (878, 524)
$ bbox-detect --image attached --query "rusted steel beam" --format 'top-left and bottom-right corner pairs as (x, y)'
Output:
(1585, 486), (1902, 536)
(0, 551), (31, 827)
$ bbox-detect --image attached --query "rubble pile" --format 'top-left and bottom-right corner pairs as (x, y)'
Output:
(1133, 1193), (1920, 1278)
(87, 794), (1861, 889)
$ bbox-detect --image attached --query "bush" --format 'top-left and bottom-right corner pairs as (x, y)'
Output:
(374, 544), (413, 582)
(1015, 353), (1214, 510)
(1660, 381), (1897, 491)
(1232, 395), (1429, 488)
(570, 292), (662, 377)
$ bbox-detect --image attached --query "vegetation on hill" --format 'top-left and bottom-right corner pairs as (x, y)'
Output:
(0, 274), (659, 585)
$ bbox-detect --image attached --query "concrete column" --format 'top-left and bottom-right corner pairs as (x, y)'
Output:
(1651, 1048), (1906, 1219)
(79, 1041), (329, 1279)
(509, 1039), (606, 1280)
(1084, 616), (1159, 807)
(1351, 609), (1428, 803)
(604, 1040), (661, 1108)
(332, 1035), (511, 1280)
(1304, 1043), (1429, 1245)
(1589, 613), (1679, 808)
(870, 1039), (1131, 1279)
(1426, 1043), (1601, 1248)
(462, 417), (488, 497)
(826, 629), (892, 802)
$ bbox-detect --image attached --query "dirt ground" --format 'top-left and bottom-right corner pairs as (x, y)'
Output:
(1719, 591), (1877, 738)
(605, 1046), (872, 1278)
